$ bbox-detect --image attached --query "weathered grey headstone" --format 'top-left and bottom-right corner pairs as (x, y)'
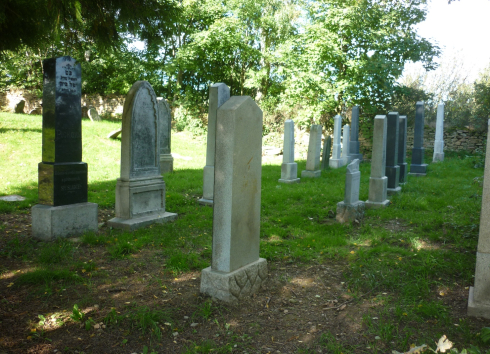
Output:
(468, 119), (490, 319)
(365, 115), (390, 208)
(349, 106), (363, 161)
(15, 100), (25, 113)
(199, 83), (230, 206)
(32, 56), (98, 240)
(433, 103), (445, 162)
(0, 195), (26, 201)
(336, 159), (365, 223)
(87, 106), (100, 121)
(321, 135), (332, 170)
(341, 124), (351, 166)
(107, 128), (122, 139)
(386, 112), (401, 194)
(29, 107), (42, 115)
(409, 101), (428, 176)
(301, 124), (322, 178)
(329, 115), (343, 168)
(200, 96), (267, 302)
(158, 98), (174, 174)
(108, 81), (177, 231)
(279, 119), (300, 183)
(398, 115), (408, 184)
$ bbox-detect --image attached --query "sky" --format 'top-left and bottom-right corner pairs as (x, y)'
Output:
(410, 0), (490, 81)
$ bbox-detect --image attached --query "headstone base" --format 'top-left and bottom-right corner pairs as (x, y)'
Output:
(301, 170), (321, 178)
(433, 152), (444, 163)
(387, 187), (402, 195)
(279, 162), (299, 183)
(336, 201), (365, 224)
(366, 176), (389, 208)
(365, 199), (390, 209)
(160, 154), (174, 174)
(32, 202), (98, 241)
(278, 178), (300, 184)
(399, 163), (408, 184)
(107, 211), (177, 231)
(198, 198), (213, 206)
(200, 258), (268, 302)
(409, 164), (427, 175)
(349, 153), (363, 162)
(468, 286), (490, 319)
(329, 159), (344, 169)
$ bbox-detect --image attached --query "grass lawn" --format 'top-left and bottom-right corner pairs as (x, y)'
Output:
(0, 111), (489, 354)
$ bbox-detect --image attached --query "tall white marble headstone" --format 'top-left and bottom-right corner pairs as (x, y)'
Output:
(301, 124), (322, 178)
(199, 83), (230, 206)
(365, 115), (390, 209)
(200, 96), (267, 302)
(433, 103), (445, 162)
(279, 120), (300, 183)
(108, 81), (177, 230)
(468, 119), (490, 318)
(330, 115), (343, 168)
(341, 124), (351, 166)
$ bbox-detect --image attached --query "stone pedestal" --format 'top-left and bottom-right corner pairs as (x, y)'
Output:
(199, 83), (230, 206)
(32, 202), (98, 241)
(409, 102), (427, 176)
(200, 96), (267, 302)
(279, 120), (300, 183)
(201, 258), (268, 302)
(330, 115), (343, 168)
(301, 124), (322, 178)
(468, 119), (490, 319)
(108, 81), (176, 230)
(366, 115), (389, 208)
(336, 201), (365, 223)
(433, 103), (445, 163)
(349, 106), (363, 161)
(160, 154), (174, 174)
(398, 116), (408, 184)
(386, 112), (400, 194)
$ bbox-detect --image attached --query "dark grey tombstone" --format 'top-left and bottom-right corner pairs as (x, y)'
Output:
(15, 100), (26, 113)
(385, 112), (401, 194)
(321, 135), (332, 170)
(349, 106), (363, 161)
(409, 101), (428, 176)
(398, 115), (408, 184)
(32, 56), (97, 240)
(158, 98), (174, 174)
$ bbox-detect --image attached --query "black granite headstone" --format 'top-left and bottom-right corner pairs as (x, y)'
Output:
(321, 135), (331, 170)
(409, 101), (428, 175)
(38, 56), (87, 206)
(398, 115), (408, 184)
(385, 112), (400, 192)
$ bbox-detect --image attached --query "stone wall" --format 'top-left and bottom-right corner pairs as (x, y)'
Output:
(359, 126), (487, 159)
(0, 89), (125, 117)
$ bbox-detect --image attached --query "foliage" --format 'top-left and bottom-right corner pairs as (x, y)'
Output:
(71, 304), (85, 322)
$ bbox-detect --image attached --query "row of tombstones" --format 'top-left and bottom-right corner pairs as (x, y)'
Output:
(29, 57), (490, 318)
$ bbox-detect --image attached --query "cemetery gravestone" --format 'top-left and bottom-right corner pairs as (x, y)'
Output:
(158, 98), (174, 174)
(15, 100), (26, 113)
(329, 115), (343, 168)
(200, 96), (267, 302)
(278, 119), (300, 183)
(108, 81), (177, 231)
(409, 101), (428, 176)
(87, 106), (100, 121)
(31, 56), (98, 240)
(301, 124), (322, 178)
(199, 83), (230, 206)
(341, 124), (351, 166)
(365, 115), (390, 208)
(433, 103), (445, 162)
(398, 115), (408, 184)
(349, 106), (363, 161)
(336, 159), (365, 223)
(385, 112), (401, 194)
(321, 135), (332, 170)
(468, 119), (490, 319)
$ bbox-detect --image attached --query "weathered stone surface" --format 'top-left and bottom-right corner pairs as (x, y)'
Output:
(201, 258), (268, 302)
(366, 115), (389, 208)
(468, 119), (490, 318)
(0, 195), (25, 201)
(158, 98), (174, 174)
(341, 124), (351, 165)
(386, 112), (400, 194)
(321, 135), (331, 170)
(199, 83), (230, 206)
(107, 128), (122, 139)
(201, 96), (267, 301)
(398, 116), (408, 184)
(337, 158), (364, 223)
(32, 202), (98, 241)
(336, 201), (365, 224)
(87, 106), (100, 121)
(108, 81), (176, 230)
(330, 115), (343, 168)
(410, 101), (427, 176)
(279, 120), (300, 183)
(301, 124), (322, 178)
(433, 103), (445, 162)
(349, 106), (363, 161)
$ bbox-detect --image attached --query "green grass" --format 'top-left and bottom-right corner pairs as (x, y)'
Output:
(0, 112), (488, 353)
